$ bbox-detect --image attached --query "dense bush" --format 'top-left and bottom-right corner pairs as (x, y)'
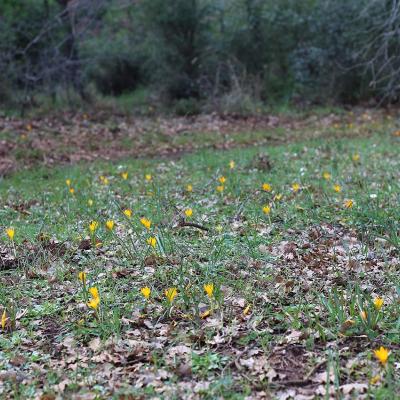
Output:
(289, 0), (370, 103)
(0, 0), (398, 111)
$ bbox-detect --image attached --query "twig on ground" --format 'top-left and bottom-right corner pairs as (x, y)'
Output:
(177, 219), (209, 232)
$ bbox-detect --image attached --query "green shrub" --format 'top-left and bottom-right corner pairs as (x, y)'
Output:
(173, 98), (202, 116)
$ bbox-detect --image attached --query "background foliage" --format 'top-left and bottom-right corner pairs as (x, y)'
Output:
(0, 0), (399, 112)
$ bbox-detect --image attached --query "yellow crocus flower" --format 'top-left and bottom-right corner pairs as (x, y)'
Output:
(333, 184), (342, 193)
(165, 287), (178, 304)
(87, 297), (100, 310)
(204, 283), (214, 298)
(87, 287), (100, 310)
(147, 237), (157, 248)
(292, 183), (300, 192)
(123, 209), (132, 218)
(323, 172), (331, 180)
(100, 175), (109, 185)
(141, 287), (151, 299)
(6, 228), (15, 241)
(140, 218), (151, 230)
(263, 205), (271, 215)
(105, 220), (115, 231)
(262, 183), (272, 192)
(373, 297), (384, 311)
(373, 347), (389, 366)
(344, 199), (354, 209)
(1, 310), (7, 330)
(89, 287), (99, 298)
(89, 221), (99, 233)
(78, 272), (87, 285)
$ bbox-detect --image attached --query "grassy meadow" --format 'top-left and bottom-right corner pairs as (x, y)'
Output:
(0, 120), (399, 399)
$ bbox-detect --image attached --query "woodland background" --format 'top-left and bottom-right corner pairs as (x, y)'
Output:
(1, 0), (400, 115)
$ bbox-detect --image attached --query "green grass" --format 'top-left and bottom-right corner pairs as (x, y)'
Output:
(0, 131), (399, 399)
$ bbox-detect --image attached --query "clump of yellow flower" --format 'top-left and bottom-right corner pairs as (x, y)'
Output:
(274, 194), (283, 201)
(184, 208), (193, 218)
(165, 287), (178, 304)
(204, 283), (214, 298)
(141, 287), (151, 300)
(373, 297), (384, 311)
(147, 237), (157, 248)
(262, 183), (272, 192)
(123, 209), (132, 218)
(218, 176), (226, 184)
(140, 217), (151, 230)
(89, 221), (99, 233)
(333, 184), (342, 193)
(186, 184), (193, 192)
(323, 172), (331, 180)
(229, 160), (235, 169)
(216, 185), (224, 193)
(69, 188), (75, 195)
(88, 199), (94, 207)
(105, 220), (115, 231)
(352, 153), (360, 162)
(373, 347), (389, 366)
(145, 174), (152, 182)
(87, 287), (100, 310)
(344, 199), (354, 209)
(66, 179), (71, 187)
(6, 228), (15, 241)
